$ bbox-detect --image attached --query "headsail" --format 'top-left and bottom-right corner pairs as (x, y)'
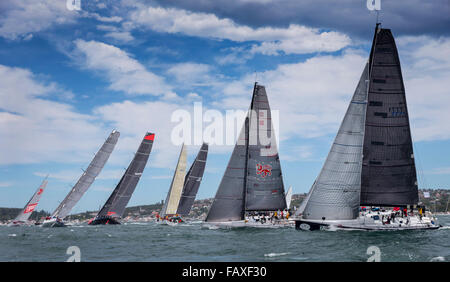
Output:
(295, 184), (313, 216)
(206, 83), (285, 222)
(95, 132), (155, 220)
(14, 176), (48, 222)
(285, 186), (293, 210)
(161, 144), (187, 217)
(205, 115), (248, 222)
(176, 143), (209, 216)
(51, 130), (120, 219)
(361, 26), (419, 206)
(302, 63), (369, 220)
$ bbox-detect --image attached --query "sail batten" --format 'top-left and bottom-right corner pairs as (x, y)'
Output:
(94, 132), (155, 220)
(51, 130), (120, 219)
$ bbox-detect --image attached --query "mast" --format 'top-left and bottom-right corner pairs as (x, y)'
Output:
(368, 23), (381, 78)
(360, 25), (419, 207)
(176, 143), (209, 216)
(94, 132), (155, 220)
(51, 130), (120, 219)
(14, 176), (48, 222)
(243, 83), (256, 215)
(161, 144), (187, 217)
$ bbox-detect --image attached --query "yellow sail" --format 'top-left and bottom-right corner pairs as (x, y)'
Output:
(162, 144), (187, 216)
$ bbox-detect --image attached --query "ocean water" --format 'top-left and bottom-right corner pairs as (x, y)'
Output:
(1, 216), (449, 262)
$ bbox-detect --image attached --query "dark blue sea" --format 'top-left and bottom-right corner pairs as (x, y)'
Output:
(1, 216), (449, 262)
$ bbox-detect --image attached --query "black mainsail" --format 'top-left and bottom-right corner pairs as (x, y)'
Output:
(361, 25), (418, 207)
(176, 143), (209, 216)
(206, 83), (286, 222)
(89, 132), (155, 225)
(51, 130), (120, 220)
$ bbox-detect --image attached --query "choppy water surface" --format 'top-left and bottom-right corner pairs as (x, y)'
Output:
(1, 216), (449, 262)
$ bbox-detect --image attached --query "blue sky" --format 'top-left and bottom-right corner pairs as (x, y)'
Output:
(0, 0), (449, 214)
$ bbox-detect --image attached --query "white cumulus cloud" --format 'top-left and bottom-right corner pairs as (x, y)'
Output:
(73, 39), (171, 96)
(127, 5), (351, 55)
(0, 0), (77, 40)
(0, 64), (105, 164)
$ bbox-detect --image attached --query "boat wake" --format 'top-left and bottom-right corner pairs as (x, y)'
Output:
(430, 256), (445, 262)
(128, 222), (149, 225)
(264, 252), (290, 258)
(203, 225), (219, 230)
(188, 220), (203, 224)
(325, 225), (339, 232)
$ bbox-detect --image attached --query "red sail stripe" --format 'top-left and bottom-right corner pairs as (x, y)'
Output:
(144, 134), (155, 141)
(24, 203), (37, 213)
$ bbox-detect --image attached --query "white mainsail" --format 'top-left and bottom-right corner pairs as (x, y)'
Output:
(51, 130), (120, 220)
(14, 176), (48, 222)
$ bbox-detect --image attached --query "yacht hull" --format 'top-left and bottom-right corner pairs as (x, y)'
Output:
(41, 219), (66, 228)
(7, 221), (28, 227)
(88, 217), (120, 225)
(295, 215), (440, 231)
(204, 219), (293, 229)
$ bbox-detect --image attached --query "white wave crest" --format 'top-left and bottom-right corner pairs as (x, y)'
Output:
(264, 252), (289, 257)
(430, 256), (445, 262)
